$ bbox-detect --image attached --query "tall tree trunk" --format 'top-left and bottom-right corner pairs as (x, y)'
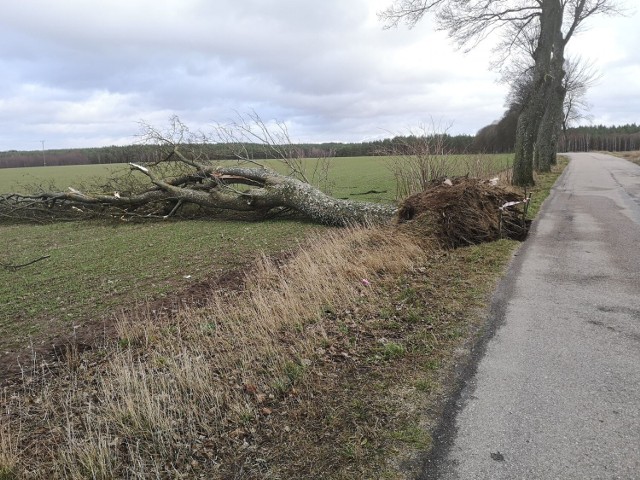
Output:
(513, 107), (539, 186)
(534, 80), (566, 171)
(534, 0), (566, 172)
(512, 0), (561, 186)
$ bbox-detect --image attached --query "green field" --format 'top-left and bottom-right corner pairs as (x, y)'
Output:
(0, 163), (127, 194)
(0, 154), (512, 353)
(266, 153), (512, 201)
(0, 219), (322, 347)
(0, 154), (513, 201)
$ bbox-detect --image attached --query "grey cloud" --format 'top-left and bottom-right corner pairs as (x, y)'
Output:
(0, 0), (638, 150)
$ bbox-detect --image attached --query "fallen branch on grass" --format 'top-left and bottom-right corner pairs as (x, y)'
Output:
(1, 255), (51, 271)
(0, 164), (397, 226)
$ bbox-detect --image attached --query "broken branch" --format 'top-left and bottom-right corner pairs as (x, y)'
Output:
(1, 255), (51, 271)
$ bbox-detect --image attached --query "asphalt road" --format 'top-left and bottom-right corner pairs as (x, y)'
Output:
(421, 152), (640, 480)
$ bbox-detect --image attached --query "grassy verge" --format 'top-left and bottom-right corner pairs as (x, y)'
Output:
(0, 159), (565, 479)
(610, 150), (640, 166)
(527, 156), (569, 217)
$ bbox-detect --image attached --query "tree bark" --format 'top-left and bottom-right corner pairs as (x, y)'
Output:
(534, 0), (566, 172)
(201, 167), (398, 226)
(512, 0), (562, 186)
(534, 79), (566, 171)
(513, 104), (538, 186)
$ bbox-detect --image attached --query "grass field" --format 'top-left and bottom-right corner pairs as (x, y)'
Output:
(0, 154), (513, 359)
(0, 152), (537, 479)
(323, 153), (513, 201)
(0, 163), (127, 194)
(0, 219), (323, 350)
(0, 153), (513, 201)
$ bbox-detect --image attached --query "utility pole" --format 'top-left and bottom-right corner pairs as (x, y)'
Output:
(41, 140), (46, 166)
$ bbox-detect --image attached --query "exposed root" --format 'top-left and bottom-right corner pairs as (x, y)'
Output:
(398, 177), (530, 248)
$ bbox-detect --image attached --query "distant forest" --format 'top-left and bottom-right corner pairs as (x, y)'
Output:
(1, 124), (638, 169)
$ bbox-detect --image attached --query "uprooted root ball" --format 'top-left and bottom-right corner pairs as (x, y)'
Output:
(397, 177), (530, 248)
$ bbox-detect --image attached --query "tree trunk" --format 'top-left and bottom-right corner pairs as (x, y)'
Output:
(512, 108), (539, 186)
(210, 167), (398, 226)
(512, 0), (563, 186)
(534, 79), (566, 171)
(534, 0), (566, 172)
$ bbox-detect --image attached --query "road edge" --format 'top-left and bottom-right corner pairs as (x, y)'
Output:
(416, 162), (572, 479)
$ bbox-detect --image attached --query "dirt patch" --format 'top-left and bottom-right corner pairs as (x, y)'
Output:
(0, 266), (251, 387)
(398, 177), (530, 248)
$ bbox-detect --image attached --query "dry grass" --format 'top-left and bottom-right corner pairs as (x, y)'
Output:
(0, 416), (19, 480)
(612, 150), (640, 165)
(1, 227), (429, 478)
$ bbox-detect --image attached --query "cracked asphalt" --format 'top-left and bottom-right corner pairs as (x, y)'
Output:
(421, 152), (640, 480)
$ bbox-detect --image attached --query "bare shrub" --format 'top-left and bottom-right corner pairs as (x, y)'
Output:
(380, 124), (458, 200)
(459, 153), (513, 183)
(381, 124), (514, 200)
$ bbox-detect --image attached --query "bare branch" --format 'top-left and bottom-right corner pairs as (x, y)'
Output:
(563, 0), (623, 44)
(561, 56), (600, 130)
(129, 163), (149, 174)
(1, 255), (51, 271)
(378, 0), (448, 29)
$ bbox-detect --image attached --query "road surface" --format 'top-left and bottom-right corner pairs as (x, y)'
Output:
(421, 152), (640, 480)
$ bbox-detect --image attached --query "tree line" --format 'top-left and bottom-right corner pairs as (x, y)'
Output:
(475, 122), (640, 154)
(0, 135), (473, 169)
(558, 124), (640, 152)
(2, 123), (638, 169)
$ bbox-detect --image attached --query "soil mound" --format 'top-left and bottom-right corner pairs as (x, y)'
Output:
(397, 177), (530, 248)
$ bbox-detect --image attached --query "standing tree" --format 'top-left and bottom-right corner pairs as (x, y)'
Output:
(561, 57), (599, 137)
(380, 0), (620, 185)
(473, 55), (599, 155)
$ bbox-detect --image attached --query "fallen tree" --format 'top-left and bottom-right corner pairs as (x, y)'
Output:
(0, 116), (396, 227)
(0, 116), (531, 238)
(0, 162), (396, 226)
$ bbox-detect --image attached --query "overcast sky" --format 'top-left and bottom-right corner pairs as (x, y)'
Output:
(0, 0), (638, 151)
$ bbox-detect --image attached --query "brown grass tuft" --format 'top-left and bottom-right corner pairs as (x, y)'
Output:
(613, 150), (640, 165)
(0, 416), (19, 480)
